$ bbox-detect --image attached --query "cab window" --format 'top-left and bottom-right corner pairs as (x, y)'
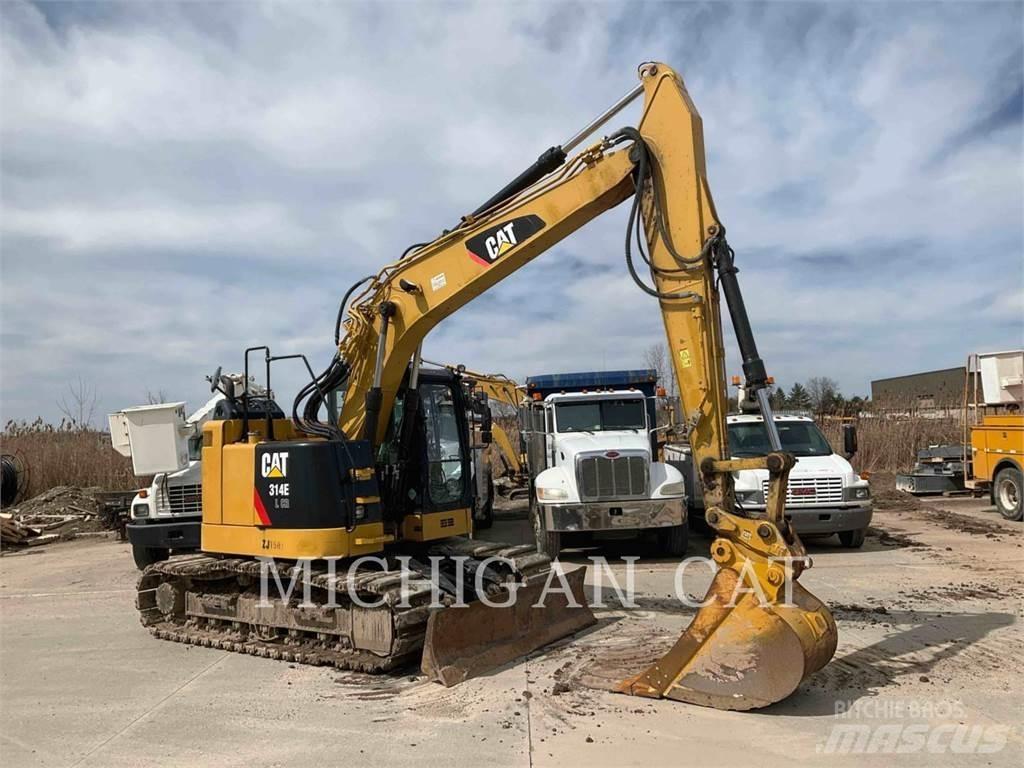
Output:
(420, 383), (465, 506)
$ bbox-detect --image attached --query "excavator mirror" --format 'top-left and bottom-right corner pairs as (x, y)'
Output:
(843, 423), (858, 458)
(474, 392), (493, 444)
(207, 365), (223, 393)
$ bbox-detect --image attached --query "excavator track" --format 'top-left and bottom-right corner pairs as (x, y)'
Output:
(136, 538), (556, 673)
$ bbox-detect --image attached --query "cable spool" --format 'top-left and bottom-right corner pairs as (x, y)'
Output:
(1, 454), (28, 508)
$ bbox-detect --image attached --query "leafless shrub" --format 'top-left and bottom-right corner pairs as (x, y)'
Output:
(643, 343), (675, 392)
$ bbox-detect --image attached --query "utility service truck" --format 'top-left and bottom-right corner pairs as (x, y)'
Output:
(667, 413), (871, 547)
(109, 372), (281, 569)
(520, 370), (687, 556)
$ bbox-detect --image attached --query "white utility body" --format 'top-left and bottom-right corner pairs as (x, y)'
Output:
(109, 374), (271, 569)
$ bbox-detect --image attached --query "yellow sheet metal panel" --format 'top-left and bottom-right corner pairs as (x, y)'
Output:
(200, 422), (224, 525)
(400, 509), (472, 542)
(222, 442), (257, 527)
(971, 414), (1024, 482)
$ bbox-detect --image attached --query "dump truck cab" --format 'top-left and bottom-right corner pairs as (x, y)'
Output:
(521, 370), (686, 556)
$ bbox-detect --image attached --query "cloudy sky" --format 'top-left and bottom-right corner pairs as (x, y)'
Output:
(1, 1), (1022, 424)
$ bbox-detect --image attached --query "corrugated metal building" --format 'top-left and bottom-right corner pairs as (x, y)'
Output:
(871, 367), (966, 411)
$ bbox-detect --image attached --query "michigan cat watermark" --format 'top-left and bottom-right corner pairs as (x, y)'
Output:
(255, 554), (812, 609)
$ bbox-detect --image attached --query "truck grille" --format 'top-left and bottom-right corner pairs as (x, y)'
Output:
(761, 476), (843, 506)
(577, 454), (649, 502)
(157, 483), (203, 516)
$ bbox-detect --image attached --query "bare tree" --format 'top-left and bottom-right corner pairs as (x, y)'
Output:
(57, 377), (98, 430)
(643, 343), (675, 392)
(806, 376), (840, 415)
(146, 389), (168, 405)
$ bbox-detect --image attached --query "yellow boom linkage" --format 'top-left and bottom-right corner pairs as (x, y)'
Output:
(440, 364), (527, 481)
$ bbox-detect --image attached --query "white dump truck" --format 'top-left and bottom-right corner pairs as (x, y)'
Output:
(520, 370), (687, 557)
(667, 413), (872, 547)
(109, 372), (281, 569)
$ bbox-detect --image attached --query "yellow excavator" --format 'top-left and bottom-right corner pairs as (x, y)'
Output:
(137, 61), (837, 710)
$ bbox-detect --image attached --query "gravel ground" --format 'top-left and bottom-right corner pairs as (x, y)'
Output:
(0, 488), (1020, 767)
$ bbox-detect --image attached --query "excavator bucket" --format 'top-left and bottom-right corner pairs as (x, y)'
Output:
(422, 566), (596, 686)
(612, 567), (837, 710)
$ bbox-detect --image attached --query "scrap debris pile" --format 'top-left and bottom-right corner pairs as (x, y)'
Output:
(0, 485), (133, 549)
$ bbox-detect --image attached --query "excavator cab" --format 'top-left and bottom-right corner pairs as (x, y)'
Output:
(379, 368), (475, 540)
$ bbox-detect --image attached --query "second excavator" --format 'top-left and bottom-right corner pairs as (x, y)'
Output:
(137, 61), (837, 710)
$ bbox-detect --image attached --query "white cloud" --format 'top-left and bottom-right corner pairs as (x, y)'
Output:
(1, 1), (1021, 423)
(2, 202), (312, 252)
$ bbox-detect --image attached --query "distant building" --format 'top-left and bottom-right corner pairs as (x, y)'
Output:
(871, 367), (966, 413)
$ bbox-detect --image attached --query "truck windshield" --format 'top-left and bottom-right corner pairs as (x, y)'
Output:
(555, 399), (646, 432)
(728, 421), (833, 457)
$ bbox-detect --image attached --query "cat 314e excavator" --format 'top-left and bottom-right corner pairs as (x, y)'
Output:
(137, 62), (837, 711)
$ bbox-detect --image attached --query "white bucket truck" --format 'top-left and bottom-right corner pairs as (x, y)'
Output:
(109, 371), (281, 569)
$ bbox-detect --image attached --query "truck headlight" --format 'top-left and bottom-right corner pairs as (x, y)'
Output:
(659, 481), (684, 497)
(132, 503), (149, 519)
(735, 489), (765, 506)
(536, 486), (568, 501)
(844, 486), (871, 501)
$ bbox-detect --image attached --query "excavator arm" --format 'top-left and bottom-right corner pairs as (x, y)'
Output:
(433, 364), (526, 478)
(328, 62), (836, 709)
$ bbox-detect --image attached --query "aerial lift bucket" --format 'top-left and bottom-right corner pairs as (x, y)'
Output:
(614, 565), (837, 710)
(422, 566), (596, 686)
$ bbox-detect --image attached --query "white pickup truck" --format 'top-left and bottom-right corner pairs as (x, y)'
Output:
(666, 413), (872, 547)
(521, 370), (686, 557)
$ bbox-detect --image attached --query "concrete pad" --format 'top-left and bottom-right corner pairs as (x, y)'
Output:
(1, 494), (1020, 767)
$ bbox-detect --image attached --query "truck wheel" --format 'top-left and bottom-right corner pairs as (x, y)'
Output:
(659, 524), (689, 557)
(132, 545), (169, 571)
(529, 493), (561, 557)
(538, 530), (561, 558)
(994, 466), (1023, 521)
(838, 528), (866, 549)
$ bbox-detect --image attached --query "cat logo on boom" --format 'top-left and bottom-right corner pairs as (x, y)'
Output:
(261, 451), (289, 478)
(465, 214), (546, 267)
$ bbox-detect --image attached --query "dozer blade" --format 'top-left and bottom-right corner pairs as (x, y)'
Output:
(422, 566), (596, 687)
(614, 567), (837, 711)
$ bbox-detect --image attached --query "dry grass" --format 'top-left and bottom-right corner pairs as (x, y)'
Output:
(2, 419), (139, 499)
(494, 408), (958, 476)
(1, 410), (956, 499)
(818, 415), (961, 474)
